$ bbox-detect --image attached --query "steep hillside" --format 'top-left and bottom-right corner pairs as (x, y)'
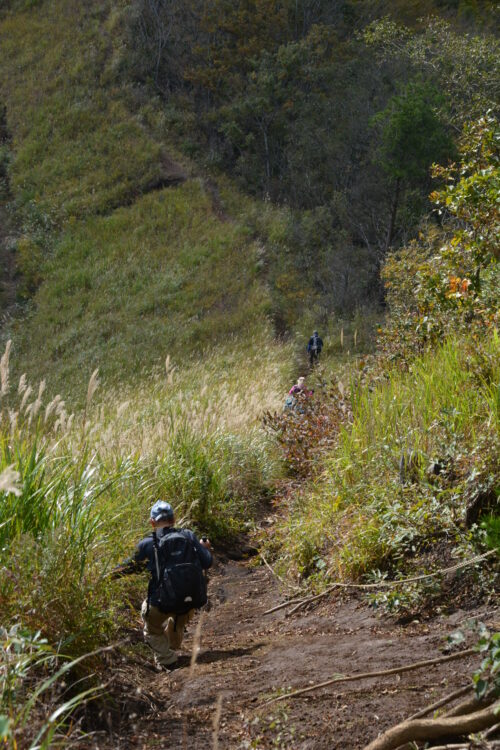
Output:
(0, 3), (498, 749)
(0, 0), (280, 396)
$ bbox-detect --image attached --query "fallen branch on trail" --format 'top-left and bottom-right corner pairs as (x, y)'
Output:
(262, 596), (304, 615)
(362, 699), (500, 750)
(262, 549), (496, 616)
(257, 648), (476, 709)
(259, 553), (302, 594)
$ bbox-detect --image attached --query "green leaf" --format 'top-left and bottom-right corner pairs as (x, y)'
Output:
(0, 715), (12, 741)
(475, 678), (488, 699)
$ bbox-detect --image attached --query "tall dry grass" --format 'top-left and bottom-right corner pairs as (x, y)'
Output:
(0, 333), (293, 746)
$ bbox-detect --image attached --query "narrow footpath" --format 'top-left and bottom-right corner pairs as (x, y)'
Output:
(103, 555), (492, 749)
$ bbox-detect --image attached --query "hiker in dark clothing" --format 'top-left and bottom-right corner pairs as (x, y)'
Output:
(115, 500), (212, 670)
(307, 331), (323, 366)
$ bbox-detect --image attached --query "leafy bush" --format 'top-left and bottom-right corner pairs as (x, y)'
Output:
(482, 514), (500, 555)
(380, 113), (499, 363)
(448, 621), (500, 702)
(262, 383), (352, 479)
(474, 627), (500, 700)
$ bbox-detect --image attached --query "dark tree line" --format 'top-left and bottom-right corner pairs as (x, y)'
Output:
(125, 0), (498, 322)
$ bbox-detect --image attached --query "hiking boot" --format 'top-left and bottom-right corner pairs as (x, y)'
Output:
(155, 661), (177, 672)
(155, 660), (178, 672)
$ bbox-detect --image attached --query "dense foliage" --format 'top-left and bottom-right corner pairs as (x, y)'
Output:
(0, 341), (283, 746)
(126, 0), (498, 319)
(0, 0), (498, 744)
(381, 113), (499, 362)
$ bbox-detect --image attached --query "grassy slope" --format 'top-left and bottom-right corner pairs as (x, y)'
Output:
(270, 333), (499, 597)
(0, 0), (280, 399)
(0, 11), (296, 721)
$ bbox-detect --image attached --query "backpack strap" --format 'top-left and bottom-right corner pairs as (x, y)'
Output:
(147, 530), (161, 616)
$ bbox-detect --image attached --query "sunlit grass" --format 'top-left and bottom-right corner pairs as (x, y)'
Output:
(270, 332), (500, 582)
(0, 0), (280, 398)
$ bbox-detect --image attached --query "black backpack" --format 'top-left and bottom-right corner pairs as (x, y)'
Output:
(152, 530), (207, 614)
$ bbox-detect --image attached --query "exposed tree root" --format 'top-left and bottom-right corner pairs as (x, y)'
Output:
(407, 684), (472, 721)
(363, 700), (499, 750)
(257, 648), (475, 708)
(444, 694), (487, 717)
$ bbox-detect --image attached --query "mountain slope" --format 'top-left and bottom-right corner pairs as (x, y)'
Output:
(0, 0), (275, 395)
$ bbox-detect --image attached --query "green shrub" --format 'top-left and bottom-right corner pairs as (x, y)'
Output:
(380, 113), (499, 364)
(482, 513), (500, 555)
(0, 626), (102, 750)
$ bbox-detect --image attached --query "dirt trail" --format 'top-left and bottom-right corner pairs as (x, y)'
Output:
(104, 555), (493, 749)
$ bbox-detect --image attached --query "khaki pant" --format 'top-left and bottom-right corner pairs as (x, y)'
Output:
(141, 600), (195, 666)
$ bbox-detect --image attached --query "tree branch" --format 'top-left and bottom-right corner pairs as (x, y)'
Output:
(257, 648), (476, 709)
(407, 684), (472, 721)
(262, 550), (496, 617)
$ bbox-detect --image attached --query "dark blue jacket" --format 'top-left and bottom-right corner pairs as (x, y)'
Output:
(119, 527), (213, 608)
(307, 335), (323, 352)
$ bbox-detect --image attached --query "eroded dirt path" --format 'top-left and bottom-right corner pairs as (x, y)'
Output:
(106, 556), (492, 749)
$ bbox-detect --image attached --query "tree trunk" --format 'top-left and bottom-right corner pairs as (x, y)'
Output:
(385, 177), (401, 254)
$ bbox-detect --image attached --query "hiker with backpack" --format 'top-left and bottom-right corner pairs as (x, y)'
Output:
(115, 500), (212, 670)
(288, 376), (312, 397)
(284, 376), (313, 411)
(307, 330), (323, 366)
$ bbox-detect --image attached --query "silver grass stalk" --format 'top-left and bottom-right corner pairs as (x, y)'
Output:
(55, 399), (66, 416)
(86, 369), (100, 409)
(8, 409), (18, 435)
(44, 394), (61, 423)
(18, 373), (27, 395)
(31, 380), (46, 419)
(0, 340), (12, 397)
(212, 694), (223, 750)
(20, 385), (32, 413)
(116, 401), (130, 418)
(81, 369), (99, 444)
(189, 613), (204, 677)
(0, 465), (21, 496)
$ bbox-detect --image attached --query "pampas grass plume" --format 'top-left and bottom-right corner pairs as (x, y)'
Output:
(0, 340), (12, 397)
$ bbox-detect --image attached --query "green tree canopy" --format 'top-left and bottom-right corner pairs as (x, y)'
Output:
(374, 82), (455, 183)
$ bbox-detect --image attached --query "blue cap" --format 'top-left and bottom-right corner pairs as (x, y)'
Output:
(150, 500), (174, 522)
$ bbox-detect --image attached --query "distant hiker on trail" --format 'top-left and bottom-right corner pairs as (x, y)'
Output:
(288, 376), (312, 397)
(284, 376), (313, 411)
(114, 500), (212, 671)
(307, 330), (323, 366)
